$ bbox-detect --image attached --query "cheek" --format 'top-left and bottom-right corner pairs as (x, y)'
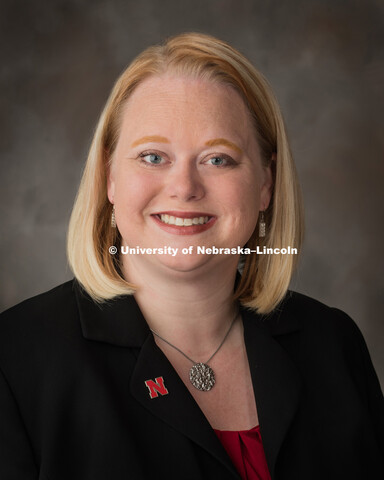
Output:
(113, 170), (161, 208)
(222, 176), (261, 239)
(223, 175), (261, 215)
(113, 175), (155, 235)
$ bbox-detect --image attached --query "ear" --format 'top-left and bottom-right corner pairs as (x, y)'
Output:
(260, 153), (275, 210)
(107, 161), (116, 204)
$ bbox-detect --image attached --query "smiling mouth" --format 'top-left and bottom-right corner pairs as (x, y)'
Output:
(157, 214), (211, 226)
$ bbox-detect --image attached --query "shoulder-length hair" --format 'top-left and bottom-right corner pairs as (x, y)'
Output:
(67, 32), (303, 314)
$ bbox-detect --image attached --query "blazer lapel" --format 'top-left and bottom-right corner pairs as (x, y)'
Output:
(242, 306), (302, 479)
(75, 281), (239, 478)
(130, 334), (240, 477)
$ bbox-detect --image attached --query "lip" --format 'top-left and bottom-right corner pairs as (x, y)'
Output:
(151, 211), (216, 235)
(152, 210), (215, 218)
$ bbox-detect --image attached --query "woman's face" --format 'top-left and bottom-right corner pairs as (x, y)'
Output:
(108, 74), (273, 278)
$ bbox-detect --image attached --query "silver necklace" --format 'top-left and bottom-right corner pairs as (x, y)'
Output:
(150, 311), (239, 392)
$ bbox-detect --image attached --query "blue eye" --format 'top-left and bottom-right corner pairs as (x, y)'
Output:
(140, 153), (163, 165)
(206, 155), (234, 167)
(209, 156), (225, 166)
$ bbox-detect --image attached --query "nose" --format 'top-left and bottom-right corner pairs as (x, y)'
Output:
(164, 159), (205, 202)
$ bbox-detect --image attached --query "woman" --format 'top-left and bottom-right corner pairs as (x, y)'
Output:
(0, 33), (383, 480)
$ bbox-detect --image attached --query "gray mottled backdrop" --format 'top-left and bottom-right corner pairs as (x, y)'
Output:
(1, 0), (383, 386)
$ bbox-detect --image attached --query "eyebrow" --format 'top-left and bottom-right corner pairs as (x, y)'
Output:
(131, 136), (170, 147)
(130, 135), (243, 154)
(204, 138), (243, 154)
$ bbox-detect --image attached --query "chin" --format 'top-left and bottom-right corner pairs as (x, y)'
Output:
(155, 255), (211, 274)
(156, 251), (239, 277)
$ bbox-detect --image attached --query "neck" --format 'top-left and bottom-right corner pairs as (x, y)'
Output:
(122, 256), (240, 355)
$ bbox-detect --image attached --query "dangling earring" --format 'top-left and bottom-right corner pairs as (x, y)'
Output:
(259, 211), (266, 237)
(111, 204), (116, 228)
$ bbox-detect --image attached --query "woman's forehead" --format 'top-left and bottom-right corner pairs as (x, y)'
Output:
(118, 74), (257, 148)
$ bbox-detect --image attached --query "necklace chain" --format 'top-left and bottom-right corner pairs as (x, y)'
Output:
(150, 310), (239, 365)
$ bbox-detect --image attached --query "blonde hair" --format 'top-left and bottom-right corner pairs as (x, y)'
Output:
(67, 32), (303, 314)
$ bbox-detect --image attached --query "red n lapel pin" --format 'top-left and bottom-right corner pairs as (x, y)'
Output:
(145, 377), (169, 399)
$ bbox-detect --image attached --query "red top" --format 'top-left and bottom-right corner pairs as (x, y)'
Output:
(214, 425), (271, 480)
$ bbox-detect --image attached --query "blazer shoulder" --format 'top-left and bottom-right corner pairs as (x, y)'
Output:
(280, 290), (364, 341)
(283, 290), (346, 316)
(0, 280), (78, 335)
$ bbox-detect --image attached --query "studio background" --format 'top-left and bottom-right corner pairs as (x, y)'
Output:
(1, 0), (383, 387)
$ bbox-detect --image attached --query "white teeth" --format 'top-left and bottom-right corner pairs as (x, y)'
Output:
(159, 214), (210, 226)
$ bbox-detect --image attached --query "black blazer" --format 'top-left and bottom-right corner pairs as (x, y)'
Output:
(0, 280), (383, 480)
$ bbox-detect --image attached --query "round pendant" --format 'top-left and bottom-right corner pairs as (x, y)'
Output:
(189, 363), (215, 391)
